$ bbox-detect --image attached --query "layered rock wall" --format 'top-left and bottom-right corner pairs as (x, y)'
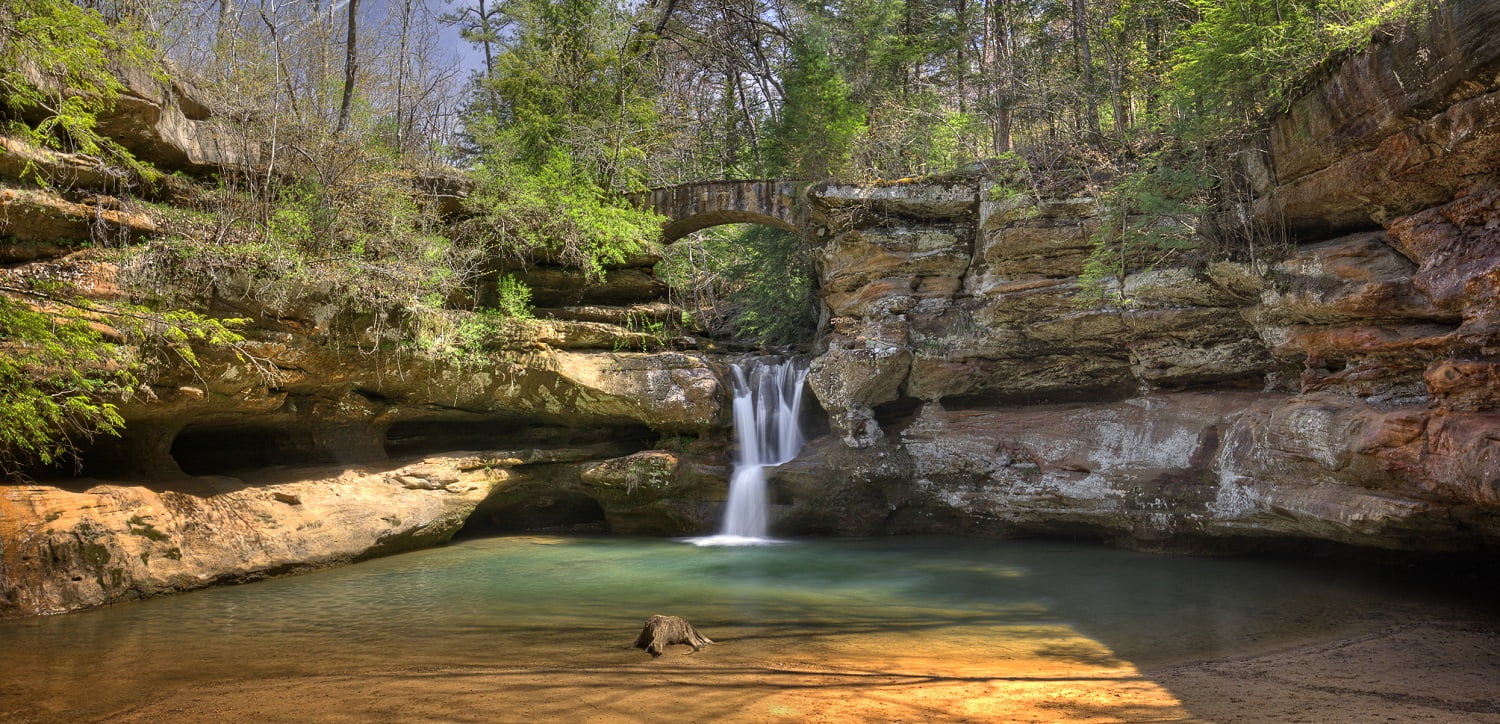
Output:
(0, 457), (499, 617)
(781, 0), (1500, 551)
(0, 66), (731, 617)
(5, 0), (1500, 619)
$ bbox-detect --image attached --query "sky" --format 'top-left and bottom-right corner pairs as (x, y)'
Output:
(366, 0), (489, 77)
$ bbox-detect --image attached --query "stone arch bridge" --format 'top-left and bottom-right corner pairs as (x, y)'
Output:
(627, 179), (803, 241)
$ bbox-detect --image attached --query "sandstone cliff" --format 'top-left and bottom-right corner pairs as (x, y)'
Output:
(3, 0), (1498, 620)
(0, 58), (739, 618)
(782, 0), (1500, 552)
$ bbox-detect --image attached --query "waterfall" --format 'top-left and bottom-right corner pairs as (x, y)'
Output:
(690, 357), (810, 546)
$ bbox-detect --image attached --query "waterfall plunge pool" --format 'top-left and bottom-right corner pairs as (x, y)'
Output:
(2, 535), (1496, 722)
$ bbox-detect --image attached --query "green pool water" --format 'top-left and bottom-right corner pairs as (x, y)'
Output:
(0, 535), (1485, 720)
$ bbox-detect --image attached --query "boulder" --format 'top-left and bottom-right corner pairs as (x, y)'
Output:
(580, 450), (729, 535)
(772, 436), (913, 535)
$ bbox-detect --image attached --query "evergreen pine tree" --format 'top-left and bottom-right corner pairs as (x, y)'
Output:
(764, 29), (865, 178)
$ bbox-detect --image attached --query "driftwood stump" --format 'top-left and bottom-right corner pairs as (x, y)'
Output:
(633, 615), (713, 657)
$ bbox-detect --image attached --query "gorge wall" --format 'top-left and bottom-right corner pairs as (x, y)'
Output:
(781, 0), (1500, 552)
(2, 0), (1498, 618)
(0, 65), (734, 616)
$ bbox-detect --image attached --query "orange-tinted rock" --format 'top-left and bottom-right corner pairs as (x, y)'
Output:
(0, 459), (502, 618)
(1425, 360), (1500, 410)
(1254, 232), (1453, 326)
(1257, 0), (1500, 236)
(1387, 186), (1500, 343)
(0, 184), (157, 252)
(1417, 413), (1500, 506)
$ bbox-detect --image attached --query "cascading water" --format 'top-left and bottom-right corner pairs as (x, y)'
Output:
(690, 357), (810, 546)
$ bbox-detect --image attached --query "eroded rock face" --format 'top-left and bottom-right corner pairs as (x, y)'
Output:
(789, 175), (1500, 551)
(0, 243), (733, 616)
(7, 4), (1500, 619)
(884, 394), (1496, 549)
(581, 451), (729, 534)
(0, 457), (501, 618)
(788, 17), (1500, 552)
(93, 63), (254, 174)
(1254, 0), (1500, 236)
(0, 184), (157, 254)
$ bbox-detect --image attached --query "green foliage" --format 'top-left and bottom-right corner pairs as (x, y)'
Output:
(0, 284), (251, 477)
(658, 224), (817, 346)
(1080, 154), (1213, 305)
(922, 111), (987, 175)
(126, 515), (167, 541)
(494, 275), (534, 320)
(472, 0), (660, 189)
(0, 296), (127, 477)
(128, 156), (479, 349)
(1165, 0), (1428, 138)
(985, 152), (1038, 202)
(459, 148), (662, 281)
(453, 0), (665, 282)
(417, 307), (536, 367)
(0, 0), (160, 184)
(765, 29), (865, 178)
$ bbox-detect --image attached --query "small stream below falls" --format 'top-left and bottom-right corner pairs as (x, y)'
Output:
(1, 535), (1491, 720)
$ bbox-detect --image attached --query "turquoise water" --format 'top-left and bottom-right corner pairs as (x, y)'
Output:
(0, 535), (1483, 720)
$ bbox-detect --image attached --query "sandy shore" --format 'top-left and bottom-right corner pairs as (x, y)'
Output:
(64, 619), (1497, 723)
(1151, 621), (1500, 723)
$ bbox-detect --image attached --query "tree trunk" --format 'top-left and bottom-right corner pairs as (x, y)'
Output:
(1072, 0), (1100, 140)
(633, 615), (714, 657)
(335, 0), (360, 135)
(217, 0), (235, 48)
(990, 0), (1013, 153)
(395, 0), (413, 155)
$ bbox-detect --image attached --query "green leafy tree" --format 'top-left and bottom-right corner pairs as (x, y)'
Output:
(1166, 0), (1427, 138)
(0, 285), (253, 478)
(0, 0), (159, 183)
(0, 296), (129, 477)
(455, 0), (665, 285)
(764, 28), (865, 178)
(658, 224), (817, 346)
(1080, 152), (1213, 305)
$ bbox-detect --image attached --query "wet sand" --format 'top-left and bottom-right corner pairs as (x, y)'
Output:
(60, 619), (1499, 723)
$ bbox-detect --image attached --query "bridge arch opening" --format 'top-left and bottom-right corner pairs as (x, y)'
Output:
(630, 180), (817, 345)
(661, 210), (801, 243)
(656, 222), (819, 346)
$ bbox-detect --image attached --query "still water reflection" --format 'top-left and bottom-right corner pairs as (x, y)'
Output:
(0, 535), (1477, 719)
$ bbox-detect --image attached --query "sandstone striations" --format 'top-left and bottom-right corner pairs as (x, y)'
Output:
(0, 456), (499, 617)
(775, 0), (1500, 553)
(0, 60), (730, 617)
